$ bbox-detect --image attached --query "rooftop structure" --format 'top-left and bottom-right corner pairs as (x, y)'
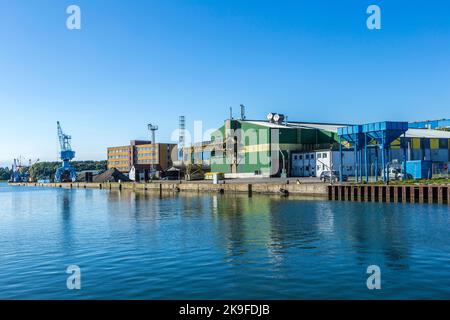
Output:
(409, 119), (450, 130)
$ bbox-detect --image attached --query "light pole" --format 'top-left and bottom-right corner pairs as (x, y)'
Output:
(279, 150), (287, 179)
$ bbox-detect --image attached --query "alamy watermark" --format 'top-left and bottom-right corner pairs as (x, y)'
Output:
(366, 265), (381, 290)
(169, 121), (284, 175)
(367, 5), (381, 30)
(66, 5), (81, 30)
(66, 265), (81, 290)
(63, 4), (381, 31)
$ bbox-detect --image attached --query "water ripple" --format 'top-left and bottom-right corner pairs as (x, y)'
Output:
(0, 183), (449, 299)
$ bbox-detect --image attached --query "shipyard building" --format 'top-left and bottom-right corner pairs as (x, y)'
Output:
(207, 114), (450, 180)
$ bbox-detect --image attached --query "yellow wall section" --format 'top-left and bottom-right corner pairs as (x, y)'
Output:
(390, 138), (401, 149)
(242, 143), (299, 153)
(412, 138), (421, 149)
(430, 139), (439, 150)
(244, 144), (270, 153)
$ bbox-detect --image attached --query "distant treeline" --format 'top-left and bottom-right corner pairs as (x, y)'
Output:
(30, 161), (107, 180)
(0, 161), (107, 181)
(0, 167), (11, 180)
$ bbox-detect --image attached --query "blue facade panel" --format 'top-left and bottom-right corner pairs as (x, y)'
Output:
(405, 160), (433, 180)
(409, 119), (450, 129)
(337, 125), (362, 136)
(362, 121), (409, 133)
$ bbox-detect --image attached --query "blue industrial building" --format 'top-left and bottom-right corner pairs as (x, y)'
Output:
(338, 121), (450, 181)
(338, 122), (409, 182)
(409, 119), (450, 130)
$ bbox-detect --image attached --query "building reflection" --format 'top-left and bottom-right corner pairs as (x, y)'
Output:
(210, 194), (412, 273)
(103, 188), (411, 272)
(336, 203), (410, 270)
(58, 189), (74, 247)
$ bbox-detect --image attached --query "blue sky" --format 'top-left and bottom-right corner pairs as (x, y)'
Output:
(1, 0), (450, 166)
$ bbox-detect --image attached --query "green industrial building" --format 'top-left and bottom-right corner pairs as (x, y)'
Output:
(209, 118), (344, 178)
(207, 115), (450, 179)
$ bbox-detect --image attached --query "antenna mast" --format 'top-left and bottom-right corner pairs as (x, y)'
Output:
(240, 104), (246, 120)
(148, 123), (159, 144)
(179, 116), (185, 162)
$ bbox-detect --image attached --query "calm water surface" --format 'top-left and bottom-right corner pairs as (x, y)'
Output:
(0, 182), (449, 299)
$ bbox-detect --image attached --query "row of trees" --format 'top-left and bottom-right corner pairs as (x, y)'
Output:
(0, 161), (107, 181)
(29, 160), (107, 181)
(0, 167), (11, 181)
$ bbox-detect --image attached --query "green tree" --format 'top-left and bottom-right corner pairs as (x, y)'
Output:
(29, 161), (107, 181)
(0, 167), (11, 181)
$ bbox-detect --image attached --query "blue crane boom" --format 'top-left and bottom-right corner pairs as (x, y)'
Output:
(55, 121), (77, 182)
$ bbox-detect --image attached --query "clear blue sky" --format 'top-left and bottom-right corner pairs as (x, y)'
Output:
(1, 0), (450, 166)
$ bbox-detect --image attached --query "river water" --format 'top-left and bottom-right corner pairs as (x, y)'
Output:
(0, 182), (449, 299)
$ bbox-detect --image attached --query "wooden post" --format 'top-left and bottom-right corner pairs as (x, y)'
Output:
(355, 186), (360, 201)
(418, 186), (424, 203)
(393, 186), (399, 203)
(448, 187), (450, 205)
(377, 186), (383, 202)
(438, 186), (443, 204)
(401, 186), (406, 203)
(428, 186), (434, 204)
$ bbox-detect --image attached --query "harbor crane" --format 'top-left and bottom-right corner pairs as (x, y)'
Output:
(10, 157), (38, 182)
(55, 121), (77, 182)
(10, 159), (22, 182)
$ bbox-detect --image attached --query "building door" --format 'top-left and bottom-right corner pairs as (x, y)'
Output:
(303, 153), (315, 177)
(303, 154), (309, 176)
(309, 153), (315, 177)
(291, 153), (303, 177)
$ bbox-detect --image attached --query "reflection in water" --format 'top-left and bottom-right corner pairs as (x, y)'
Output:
(59, 190), (73, 248)
(380, 207), (410, 270)
(105, 190), (416, 274)
(1, 183), (450, 299)
(341, 203), (411, 271)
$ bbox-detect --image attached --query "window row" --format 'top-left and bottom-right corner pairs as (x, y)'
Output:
(109, 149), (129, 153)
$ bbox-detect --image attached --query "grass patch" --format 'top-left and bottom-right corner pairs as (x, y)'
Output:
(389, 178), (450, 185)
(350, 178), (450, 185)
